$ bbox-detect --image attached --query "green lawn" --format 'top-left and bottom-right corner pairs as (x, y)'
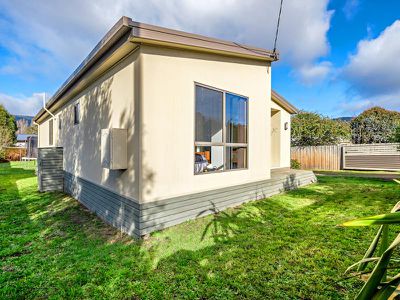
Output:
(1, 162), (400, 299)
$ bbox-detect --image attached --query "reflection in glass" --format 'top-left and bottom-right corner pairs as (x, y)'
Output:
(195, 86), (223, 143)
(226, 147), (247, 170)
(194, 146), (224, 173)
(226, 93), (247, 144)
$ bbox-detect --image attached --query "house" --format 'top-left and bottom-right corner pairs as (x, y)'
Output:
(15, 134), (37, 148)
(34, 17), (316, 238)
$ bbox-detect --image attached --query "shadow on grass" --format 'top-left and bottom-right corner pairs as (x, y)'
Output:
(2, 167), (400, 299)
(147, 176), (399, 298)
(0, 163), (150, 299)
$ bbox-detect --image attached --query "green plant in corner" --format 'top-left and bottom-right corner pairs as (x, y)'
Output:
(342, 201), (400, 299)
(291, 159), (301, 169)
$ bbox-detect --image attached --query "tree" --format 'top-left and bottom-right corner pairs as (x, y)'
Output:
(351, 107), (400, 144)
(0, 105), (17, 160)
(291, 111), (350, 147)
(393, 126), (400, 143)
(16, 119), (29, 134)
(25, 125), (38, 135)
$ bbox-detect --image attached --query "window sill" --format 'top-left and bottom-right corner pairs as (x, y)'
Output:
(194, 168), (248, 176)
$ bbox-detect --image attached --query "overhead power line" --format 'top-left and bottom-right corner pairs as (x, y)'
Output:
(273, 0), (284, 57)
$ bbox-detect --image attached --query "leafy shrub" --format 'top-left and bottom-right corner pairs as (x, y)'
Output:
(290, 159), (301, 169)
(0, 104), (17, 148)
(291, 111), (350, 146)
(0, 148), (5, 162)
(393, 126), (400, 143)
(351, 107), (400, 144)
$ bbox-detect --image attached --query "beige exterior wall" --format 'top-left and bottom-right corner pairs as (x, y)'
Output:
(38, 45), (281, 203)
(271, 100), (291, 169)
(38, 111), (62, 148)
(140, 45), (271, 202)
(38, 51), (140, 200)
(38, 118), (51, 147)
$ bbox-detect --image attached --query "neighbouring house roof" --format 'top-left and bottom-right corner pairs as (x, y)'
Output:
(271, 90), (299, 114)
(34, 16), (277, 123)
(17, 134), (37, 142)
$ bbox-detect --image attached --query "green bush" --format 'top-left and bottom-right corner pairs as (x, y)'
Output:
(393, 126), (400, 143)
(0, 148), (5, 162)
(351, 107), (400, 144)
(0, 104), (17, 149)
(291, 159), (301, 169)
(291, 111), (350, 146)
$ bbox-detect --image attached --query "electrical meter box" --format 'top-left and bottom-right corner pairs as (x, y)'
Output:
(101, 128), (128, 170)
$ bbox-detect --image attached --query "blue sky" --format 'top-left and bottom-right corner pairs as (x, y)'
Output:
(0, 0), (399, 117)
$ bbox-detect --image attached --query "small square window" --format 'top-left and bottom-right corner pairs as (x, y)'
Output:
(74, 103), (80, 125)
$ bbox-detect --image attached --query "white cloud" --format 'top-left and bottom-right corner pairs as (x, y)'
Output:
(0, 0), (333, 84)
(343, 20), (400, 97)
(338, 92), (400, 115)
(0, 93), (43, 116)
(296, 61), (332, 85)
(338, 20), (400, 116)
(343, 0), (359, 20)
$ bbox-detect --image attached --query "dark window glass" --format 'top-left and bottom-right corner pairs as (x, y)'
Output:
(226, 93), (247, 144)
(226, 147), (247, 169)
(195, 86), (223, 143)
(74, 103), (80, 125)
(49, 119), (53, 146)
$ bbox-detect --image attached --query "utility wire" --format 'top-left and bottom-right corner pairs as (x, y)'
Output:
(273, 0), (284, 57)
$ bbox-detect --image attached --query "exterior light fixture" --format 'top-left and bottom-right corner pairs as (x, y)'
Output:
(284, 122), (289, 130)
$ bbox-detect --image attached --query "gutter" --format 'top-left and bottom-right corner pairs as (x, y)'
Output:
(34, 16), (132, 123)
(34, 16), (278, 123)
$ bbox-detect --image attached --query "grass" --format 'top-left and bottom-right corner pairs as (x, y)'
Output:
(1, 162), (400, 299)
(314, 169), (400, 175)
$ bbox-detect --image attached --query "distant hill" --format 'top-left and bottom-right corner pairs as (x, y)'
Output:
(334, 117), (354, 122)
(14, 115), (34, 127)
(13, 115), (35, 134)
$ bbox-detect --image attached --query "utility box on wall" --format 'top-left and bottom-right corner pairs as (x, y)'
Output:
(101, 128), (128, 170)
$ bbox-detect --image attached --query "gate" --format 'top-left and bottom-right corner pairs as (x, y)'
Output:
(343, 143), (400, 171)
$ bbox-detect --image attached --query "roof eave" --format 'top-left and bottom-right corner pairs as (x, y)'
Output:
(131, 37), (277, 62)
(34, 16), (132, 122)
(34, 16), (277, 123)
(271, 90), (299, 114)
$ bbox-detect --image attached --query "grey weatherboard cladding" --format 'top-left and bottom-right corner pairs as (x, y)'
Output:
(63, 170), (316, 238)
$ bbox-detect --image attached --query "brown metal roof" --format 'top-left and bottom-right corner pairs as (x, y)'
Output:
(271, 90), (299, 114)
(34, 16), (278, 123)
(128, 19), (277, 61)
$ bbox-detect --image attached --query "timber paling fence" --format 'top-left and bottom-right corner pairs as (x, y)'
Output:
(291, 145), (342, 171)
(291, 143), (400, 171)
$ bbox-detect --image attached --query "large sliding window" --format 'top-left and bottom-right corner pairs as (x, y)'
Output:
(194, 84), (248, 174)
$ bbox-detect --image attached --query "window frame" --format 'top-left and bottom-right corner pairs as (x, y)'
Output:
(49, 119), (54, 146)
(73, 102), (80, 125)
(194, 82), (249, 175)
